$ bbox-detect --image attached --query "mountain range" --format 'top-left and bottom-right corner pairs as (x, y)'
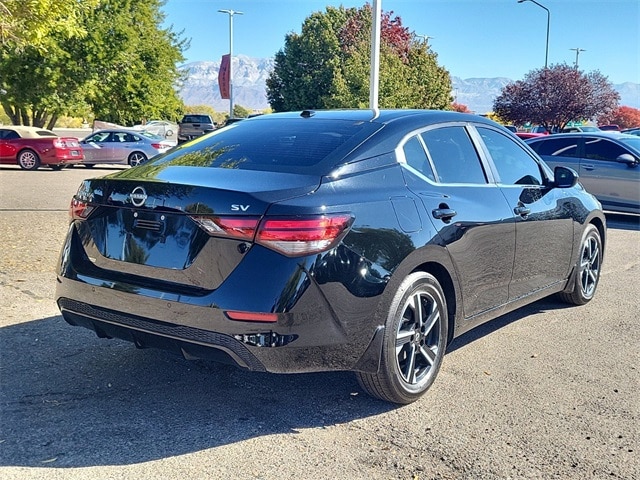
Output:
(179, 55), (640, 115)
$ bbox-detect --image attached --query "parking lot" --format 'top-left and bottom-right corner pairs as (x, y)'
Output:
(1, 165), (638, 480)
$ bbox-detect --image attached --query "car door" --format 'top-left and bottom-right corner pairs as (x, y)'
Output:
(82, 131), (115, 163)
(401, 125), (516, 319)
(0, 129), (19, 163)
(579, 136), (640, 211)
(474, 126), (575, 299)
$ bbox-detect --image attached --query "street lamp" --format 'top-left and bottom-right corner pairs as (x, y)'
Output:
(218, 9), (243, 118)
(570, 47), (586, 69)
(518, 0), (550, 69)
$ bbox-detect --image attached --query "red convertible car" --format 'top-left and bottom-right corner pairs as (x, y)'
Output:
(0, 126), (84, 170)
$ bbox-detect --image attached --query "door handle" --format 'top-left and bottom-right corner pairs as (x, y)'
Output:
(432, 208), (457, 222)
(582, 164), (595, 171)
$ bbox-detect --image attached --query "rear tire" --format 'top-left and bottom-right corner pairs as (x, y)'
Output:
(17, 150), (40, 170)
(558, 224), (602, 305)
(357, 272), (448, 404)
(128, 152), (147, 166)
(84, 163), (95, 168)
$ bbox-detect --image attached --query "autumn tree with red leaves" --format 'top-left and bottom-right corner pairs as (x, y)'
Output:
(598, 106), (640, 129)
(266, 5), (451, 112)
(493, 64), (619, 131)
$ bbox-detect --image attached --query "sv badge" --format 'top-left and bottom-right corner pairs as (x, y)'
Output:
(231, 204), (250, 212)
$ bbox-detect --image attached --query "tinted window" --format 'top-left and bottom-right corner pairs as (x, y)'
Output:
(0, 129), (20, 140)
(583, 137), (629, 162)
(152, 118), (379, 174)
(402, 135), (435, 181)
(478, 127), (542, 185)
(420, 127), (486, 184)
(35, 130), (56, 137)
(183, 115), (212, 124)
(529, 137), (579, 157)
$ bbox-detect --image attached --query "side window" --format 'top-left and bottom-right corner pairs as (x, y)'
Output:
(402, 135), (436, 182)
(529, 137), (579, 157)
(478, 127), (543, 186)
(583, 137), (628, 162)
(420, 127), (486, 184)
(1, 130), (20, 140)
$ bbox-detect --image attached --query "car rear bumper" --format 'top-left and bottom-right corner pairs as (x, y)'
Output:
(55, 223), (387, 374)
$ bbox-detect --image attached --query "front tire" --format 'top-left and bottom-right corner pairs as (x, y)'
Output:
(128, 152), (147, 166)
(18, 150), (40, 170)
(559, 224), (602, 305)
(357, 272), (448, 404)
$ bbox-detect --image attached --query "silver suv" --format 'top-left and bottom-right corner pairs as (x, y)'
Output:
(178, 114), (215, 142)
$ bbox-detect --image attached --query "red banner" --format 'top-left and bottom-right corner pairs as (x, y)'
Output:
(218, 54), (230, 99)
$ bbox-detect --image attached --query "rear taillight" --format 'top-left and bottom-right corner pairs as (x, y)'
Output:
(54, 138), (79, 148)
(151, 143), (162, 150)
(191, 214), (353, 257)
(256, 215), (353, 256)
(69, 198), (94, 220)
(190, 215), (259, 241)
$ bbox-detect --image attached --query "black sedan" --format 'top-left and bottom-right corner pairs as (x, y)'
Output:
(56, 110), (606, 404)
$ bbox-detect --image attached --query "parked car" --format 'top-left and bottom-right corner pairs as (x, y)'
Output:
(0, 126), (83, 170)
(530, 126), (550, 135)
(526, 132), (640, 214)
(132, 120), (178, 139)
(621, 127), (640, 136)
(80, 129), (174, 167)
(561, 125), (601, 133)
(516, 132), (546, 140)
(56, 110), (606, 404)
(178, 114), (215, 142)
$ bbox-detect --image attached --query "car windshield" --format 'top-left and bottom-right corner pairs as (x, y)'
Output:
(619, 136), (640, 153)
(149, 117), (381, 174)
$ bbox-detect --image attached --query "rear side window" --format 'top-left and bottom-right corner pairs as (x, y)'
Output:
(35, 130), (56, 137)
(529, 137), (579, 157)
(0, 129), (20, 140)
(402, 136), (436, 182)
(421, 126), (487, 184)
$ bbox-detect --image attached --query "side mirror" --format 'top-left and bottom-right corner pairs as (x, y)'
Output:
(616, 153), (638, 166)
(554, 166), (579, 188)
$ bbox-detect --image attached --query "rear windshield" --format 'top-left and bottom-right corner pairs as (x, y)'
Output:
(182, 115), (212, 124)
(150, 117), (380, 174)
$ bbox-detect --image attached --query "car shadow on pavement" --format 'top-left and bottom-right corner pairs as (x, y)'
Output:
(448, 296), (573, 353)
(0, 315), (394, 468)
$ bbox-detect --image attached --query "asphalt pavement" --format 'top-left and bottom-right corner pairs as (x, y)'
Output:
(1, 165), (638, 480)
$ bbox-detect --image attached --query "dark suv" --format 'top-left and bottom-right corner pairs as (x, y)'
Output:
(178, 114), (215, 142)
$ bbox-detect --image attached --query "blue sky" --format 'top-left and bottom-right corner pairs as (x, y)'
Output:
(162, 0), (639, 85)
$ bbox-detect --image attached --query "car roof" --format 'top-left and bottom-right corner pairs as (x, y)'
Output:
(1, 126), (57, 138)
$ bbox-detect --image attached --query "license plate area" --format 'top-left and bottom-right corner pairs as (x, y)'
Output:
(88, 209), (208, 269)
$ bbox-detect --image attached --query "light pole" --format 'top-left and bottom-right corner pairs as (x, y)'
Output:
(518, 0), (550, 69)
(570, 47), (586, 69)
(218, 9), (243, 118)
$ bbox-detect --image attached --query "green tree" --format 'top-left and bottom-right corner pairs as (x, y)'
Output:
(0, 0), (187, 127)
(266, 5), (451, 112)
(0, 0), (99, 51)
(493, 64), (620, 132)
